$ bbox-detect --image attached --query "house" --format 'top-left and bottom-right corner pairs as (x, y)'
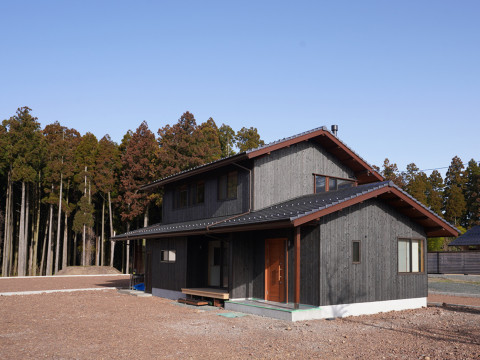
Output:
(114, 126), (458, 321)
(448, 225), (480, 250)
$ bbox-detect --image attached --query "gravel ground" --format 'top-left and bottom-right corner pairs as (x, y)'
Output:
(0, 291), (479, 359)
(0, 276), (479, 359)
(429, 275), (480, 296)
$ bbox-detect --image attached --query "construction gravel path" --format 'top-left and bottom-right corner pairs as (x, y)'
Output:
(0, 276), (479, 359)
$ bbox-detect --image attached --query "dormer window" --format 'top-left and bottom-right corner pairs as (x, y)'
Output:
(314, 174), (355, 193)
(218, 171), (238, 200)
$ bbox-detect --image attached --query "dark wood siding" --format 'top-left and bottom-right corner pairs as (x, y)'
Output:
(253, 141), (355, 210)
(147, 237), (187, 291)
(162, 166), (250, 224)
(317, 199), (427, 307)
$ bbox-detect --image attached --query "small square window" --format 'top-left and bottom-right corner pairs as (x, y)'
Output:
(352, 241), (360, 263)
(161, 250), (176, 263)
(196, 181), (205, 204)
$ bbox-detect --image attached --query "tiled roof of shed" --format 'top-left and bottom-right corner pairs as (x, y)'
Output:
(115, 180), (458, 240)
(448, 225), (480, 246)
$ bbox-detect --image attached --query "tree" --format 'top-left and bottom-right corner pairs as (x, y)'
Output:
(158, 111), (202, 176)
(426, 170), (444, 216)
(402, 163), (428, 205)
(235, 127), (265, 152)
(74, 133), (98, 266)
(443, 156), (466, 226)
(95, 135), (120, 266)
(118, 121), (158, 273)
(3, 107), (44, 276)
(463, 159), (480, 228)
(196, 118), (222, 164)
(218, 124), (236, 157)
(380, 158), (405, 188)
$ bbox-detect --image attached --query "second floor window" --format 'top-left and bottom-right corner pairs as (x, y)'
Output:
(314, 174), (355, 193)
(174, 181), (205, 209)
(218, 171), (238, 200)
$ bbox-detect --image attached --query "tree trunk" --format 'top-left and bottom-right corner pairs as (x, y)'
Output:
(17, 181), (26, 276)
(2, 170), (12, 277)
(55, 173), (63, 274)
(73, 232), (77, 266)
(31, 180), (41, 276)
(62, 180), (70, 270)
(101, 198), (105, 266)
(82, 166), (87, 266)
(40, 215), (49, 276)
(46, 193), (54, 276)
(108, 192), (115, 268)
(95, 236), (100, 266)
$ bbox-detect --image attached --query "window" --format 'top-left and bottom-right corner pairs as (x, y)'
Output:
(174, 181), (205, 209)
(314, 174), (355, 193)
(196, 181), (205, 204)
(161, 250), (176, 263)
(398, 238), (424, 273)
(352, 241), (360, 263)
(218, 171), (238, 200)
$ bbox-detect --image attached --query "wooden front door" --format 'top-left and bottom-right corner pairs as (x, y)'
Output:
(265, 238), (286, 302)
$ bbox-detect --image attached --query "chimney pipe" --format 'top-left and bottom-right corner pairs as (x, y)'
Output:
(331, 125), (338, 137)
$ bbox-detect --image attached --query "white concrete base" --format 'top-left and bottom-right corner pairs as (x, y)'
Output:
(226, 297), (427, 322)
(152, 288), (186, 300)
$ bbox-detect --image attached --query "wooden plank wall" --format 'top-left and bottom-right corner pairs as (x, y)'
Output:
(317, 199), (427, 307)
(162, 165), (250, 224)
(252, 141), (355, 210)
(428, 251), (480, 274)
(147, 237), (187, 291)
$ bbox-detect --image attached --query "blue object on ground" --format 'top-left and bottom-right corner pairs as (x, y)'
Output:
(133, 283), (145, 291)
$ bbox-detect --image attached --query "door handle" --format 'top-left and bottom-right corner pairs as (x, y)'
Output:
(278, 265), (281, 282)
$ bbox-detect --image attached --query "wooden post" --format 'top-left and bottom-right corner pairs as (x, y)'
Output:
(294, 226), (300, 309)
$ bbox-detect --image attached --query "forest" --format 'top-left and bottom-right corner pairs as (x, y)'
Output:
(0, 106), (479, 276)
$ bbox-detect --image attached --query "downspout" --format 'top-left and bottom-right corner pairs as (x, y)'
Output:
(206, 162), (252, 231)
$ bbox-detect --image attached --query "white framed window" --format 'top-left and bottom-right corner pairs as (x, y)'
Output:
(161, 250), (176, 263)
(398, 238), (424, 273)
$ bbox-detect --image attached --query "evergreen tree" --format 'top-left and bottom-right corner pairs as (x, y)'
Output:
(426, 170), (444, 216)
(235, 127), (265, 152)
(196, 118), (222, 163)
(463, 159), (480, 227)
(218, 124), (236, 157)
(380, 158), (405, 188)
(403, 163), (428, 205)
(443, 156), (466, 225)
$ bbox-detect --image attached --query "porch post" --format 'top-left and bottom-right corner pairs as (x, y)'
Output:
(294, 226), (300, 309)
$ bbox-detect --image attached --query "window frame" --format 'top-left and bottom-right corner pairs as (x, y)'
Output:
(160, 249), (176, 263)
(218, 170), (238, 201)
(397, 237), (425, 274)
(352, 240), (361, 264)
(313, 173), (356, 193)
(173, 180), (206, 209)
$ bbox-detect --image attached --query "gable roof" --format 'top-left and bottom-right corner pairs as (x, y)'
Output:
(114, 181), (458, 241)
(141, 126), (383, 190)
(448, 225), (480, 246)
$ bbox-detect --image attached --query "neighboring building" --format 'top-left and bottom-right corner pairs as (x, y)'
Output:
(449, 225), (480, 250)
(114, 126), (458, 321)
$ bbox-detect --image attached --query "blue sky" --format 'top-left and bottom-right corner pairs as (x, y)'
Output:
(1, 1), (479, 176)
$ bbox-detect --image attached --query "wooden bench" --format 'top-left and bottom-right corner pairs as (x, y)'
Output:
(180, 288), (229, 307)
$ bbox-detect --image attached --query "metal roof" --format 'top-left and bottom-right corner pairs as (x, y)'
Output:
(114, 181), (458, 241)
(140, 126), (383, 189)
(448, 225), (480, 246)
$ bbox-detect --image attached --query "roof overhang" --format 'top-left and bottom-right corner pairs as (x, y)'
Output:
(291, 186), (459, 237)
(246, 128), (383, 184)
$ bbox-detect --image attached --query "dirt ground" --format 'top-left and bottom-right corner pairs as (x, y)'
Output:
(1, 277), (479, 360)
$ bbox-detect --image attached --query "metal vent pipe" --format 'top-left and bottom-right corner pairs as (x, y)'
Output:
(331, 125), (338, 136)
